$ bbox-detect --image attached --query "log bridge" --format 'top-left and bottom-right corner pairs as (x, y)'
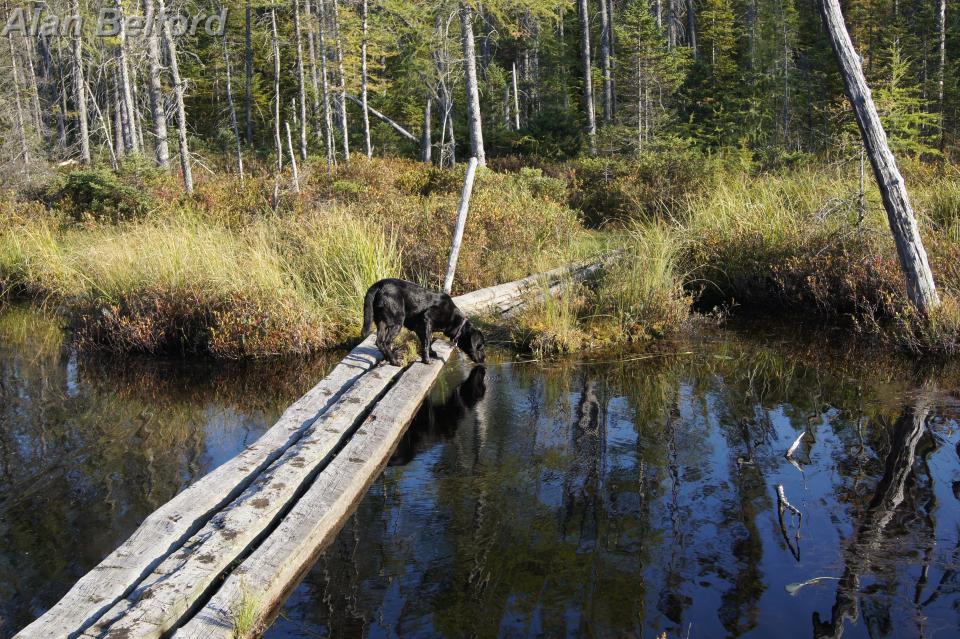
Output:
(17, 262), (601, 639)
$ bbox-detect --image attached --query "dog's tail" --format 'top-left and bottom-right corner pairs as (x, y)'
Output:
(361, 282), (379, 336)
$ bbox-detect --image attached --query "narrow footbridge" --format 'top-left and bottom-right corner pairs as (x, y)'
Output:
(16, 262), (601, 639)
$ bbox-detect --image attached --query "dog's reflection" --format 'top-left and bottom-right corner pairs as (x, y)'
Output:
(389, 366), (487, 466)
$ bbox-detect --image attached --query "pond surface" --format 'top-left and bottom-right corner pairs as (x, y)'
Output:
(266, 332), (960, 639)
(2, 308), (960, 639)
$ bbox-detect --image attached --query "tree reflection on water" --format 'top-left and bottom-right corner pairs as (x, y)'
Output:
(268, 333), (960, 639)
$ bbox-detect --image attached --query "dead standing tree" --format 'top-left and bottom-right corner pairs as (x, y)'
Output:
(820, 0), (940, 314)
(159, 0), (194, 195)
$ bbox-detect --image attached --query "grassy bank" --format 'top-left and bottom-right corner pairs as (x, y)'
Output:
(0, 157), (583, 357)
(2, 153), (959, 358)
(509, 155), (960, 356)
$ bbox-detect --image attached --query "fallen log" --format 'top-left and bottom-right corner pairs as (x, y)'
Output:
(174, 341), (457, 639)
(79, 365), (403, 639)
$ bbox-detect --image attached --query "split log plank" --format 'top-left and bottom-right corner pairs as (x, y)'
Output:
(78, 364), (404, 639)
(174, 341), (456, 639)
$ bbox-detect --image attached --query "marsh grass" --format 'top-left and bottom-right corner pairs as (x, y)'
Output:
(0, 158), (584, 357)
(230, 583), (259, 639)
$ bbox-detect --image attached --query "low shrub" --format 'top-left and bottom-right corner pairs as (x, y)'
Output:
(563, 147), (715, 226)
(45, 160), (166, 223)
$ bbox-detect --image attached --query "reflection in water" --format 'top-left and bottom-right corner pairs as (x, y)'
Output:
(267, 336), (960, 639)
(0, 306), (339, 637)
(5, 303), (960, 639)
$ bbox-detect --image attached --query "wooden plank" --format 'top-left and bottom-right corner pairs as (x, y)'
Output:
(173, 342), (456, 639)
(77, 363), (404, 639)
(15, 336), (383, 639)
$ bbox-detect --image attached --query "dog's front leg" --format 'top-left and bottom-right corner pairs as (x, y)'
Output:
(417, 317), (432, 364)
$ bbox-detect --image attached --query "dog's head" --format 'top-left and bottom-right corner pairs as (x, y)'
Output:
(456, 322), (486, 363)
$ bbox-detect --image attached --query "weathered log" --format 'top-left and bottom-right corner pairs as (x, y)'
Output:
(78, 365), (404, 638)
(820, 0), (939, 314)
(174, 342), (456, 639)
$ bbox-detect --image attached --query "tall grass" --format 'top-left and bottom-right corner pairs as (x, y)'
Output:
(0, 157), (584, 357)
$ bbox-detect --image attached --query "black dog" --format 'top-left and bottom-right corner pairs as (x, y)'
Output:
(361, 278), (485, 366)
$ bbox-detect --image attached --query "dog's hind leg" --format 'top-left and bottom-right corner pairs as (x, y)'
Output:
(377, 322), (403, 366)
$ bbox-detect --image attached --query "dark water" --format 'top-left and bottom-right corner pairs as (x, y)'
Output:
(265, 335), (960, 639)
(0, 306), (338, 637)
(2, 308), (960, 639)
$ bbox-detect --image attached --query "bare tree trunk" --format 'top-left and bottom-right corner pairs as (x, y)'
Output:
(598, 0), (614, 124)
(244, 0), (253, 145)
(271, 8), (283, 172)
(54, 35), (69, 150)
(160, 0), (194, 195)
(821, 0), (939, 313)
(293, 0), (308, 160)
(129, 61), (145, 150)
(317, 0), (336, 171)
(115, 0), (139, 154)
(317, 0), (335, 168)
(305, 0), (323, 144)
(656, 0), (663, 28)
(460, 2), (486, 166)
(937, 0), (946, 153)
(503, 75), (511, 127)
(70, 0), (90, 163)
(8, 33), (30, 165)
(223, 33), (244, 180)
(285, 121), (300, 192)
(687, 0), (697, 59)
(331, 0), (349, 160)
(421, 95), (432, 162)
(88, 82), (117, 169)
(360, 0), (372, 158)
(577, 0), (597, 154)
(113, 80), (126, 162)
(667, 0), (677, 48)
(145, 0), (170, 168)
(512, 61), (521, 130)
(23, 36), (43, 137)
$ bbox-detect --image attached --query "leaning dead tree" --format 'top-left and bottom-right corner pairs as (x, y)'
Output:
(821, 0), (940, 314)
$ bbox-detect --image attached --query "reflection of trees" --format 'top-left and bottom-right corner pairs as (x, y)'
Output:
(264, 332), (960, 639)
(813, 395), (935, 639)
(0, 307), (324, 636)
